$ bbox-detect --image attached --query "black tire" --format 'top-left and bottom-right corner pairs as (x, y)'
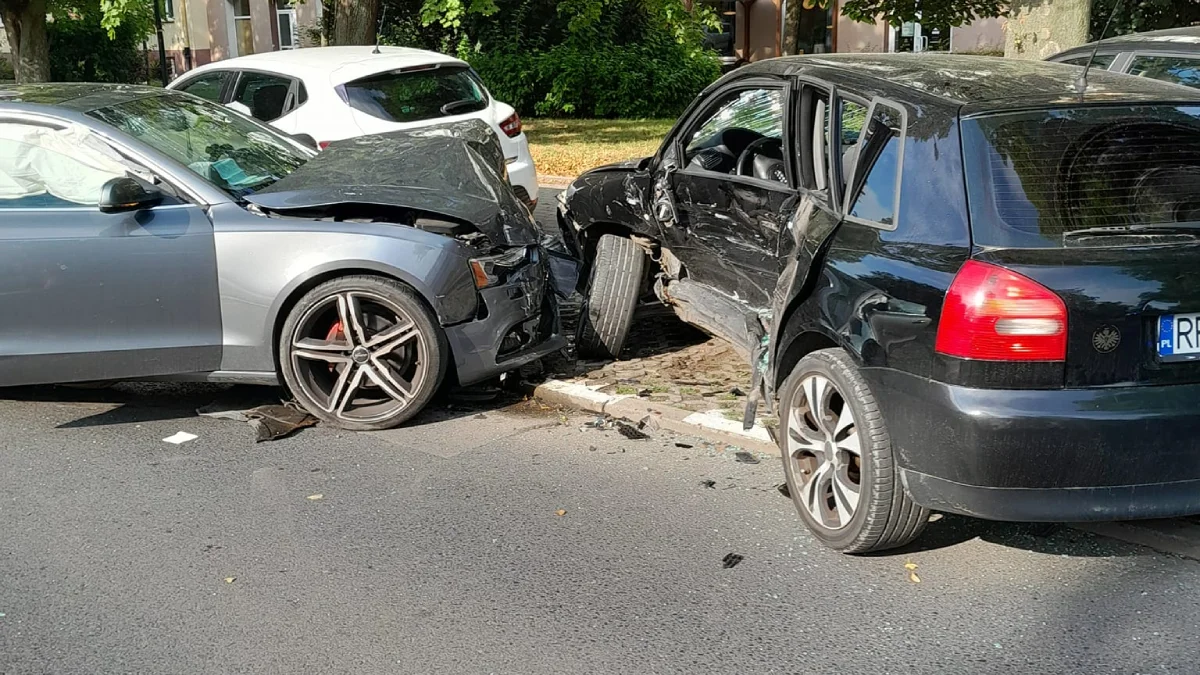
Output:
(278, 275), (447, 431)
(576, 234), (646, 360)
(777, 348), (928, 554)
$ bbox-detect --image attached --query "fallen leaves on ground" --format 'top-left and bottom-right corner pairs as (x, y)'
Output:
(524, 118), (674, 177)
(905, 561), (920, 583)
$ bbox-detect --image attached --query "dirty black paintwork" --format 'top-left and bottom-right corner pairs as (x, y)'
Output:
(561, 54), (1200, 523)
(249, 121), (540, 247)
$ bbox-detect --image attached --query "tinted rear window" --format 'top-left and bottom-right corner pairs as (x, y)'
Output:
(339, 65), (488, 124)
(963, 106), (1200, 247)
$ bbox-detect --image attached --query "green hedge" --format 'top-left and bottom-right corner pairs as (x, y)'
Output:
(470, 36), (720, 118)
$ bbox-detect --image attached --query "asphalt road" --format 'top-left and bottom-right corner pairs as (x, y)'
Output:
(2, 382), (1200, 674)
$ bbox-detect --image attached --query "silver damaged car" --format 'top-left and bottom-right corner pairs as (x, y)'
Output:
(0, 84), (567, 430)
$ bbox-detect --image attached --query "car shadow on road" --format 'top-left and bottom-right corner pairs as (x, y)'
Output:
(0, 380), (542, 432)
(873, 513), (1146, 558)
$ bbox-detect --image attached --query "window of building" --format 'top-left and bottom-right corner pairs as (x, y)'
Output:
(233, 0), (254, 56)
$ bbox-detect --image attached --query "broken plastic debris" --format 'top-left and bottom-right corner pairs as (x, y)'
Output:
(776, 482), (791, 498)
(307, 494), (324, 501)
(905, 562), (920, 583)
(734, 451), (760, 464)
(162, 431), (198, 445)
(722, 553), (744, 568)
(675, 442), (694, 449)
(700, 479), (717, 489)
(616, 421), (650, 440)
(198, 401), (316, 442)
(224, 577), (236, 584)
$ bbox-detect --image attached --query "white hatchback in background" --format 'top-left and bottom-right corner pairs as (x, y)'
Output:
(166, 46), (539, 206)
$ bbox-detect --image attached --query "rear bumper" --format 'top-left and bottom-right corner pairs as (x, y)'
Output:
(444, 248), (564, 386)
(507, 139), (539, 206)
(864, 367), (1200, 522)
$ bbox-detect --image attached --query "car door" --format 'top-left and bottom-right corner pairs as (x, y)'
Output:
(173, 69), (235, 103)
(0, 119), (222, 385)
(227, 70), (305, 134)
(651, 79), (794, 308)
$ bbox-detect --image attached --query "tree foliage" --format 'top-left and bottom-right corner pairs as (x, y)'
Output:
(840, 0), (1006, 27)
(49, 0), (153, 82)
(1089, 0), (1200, 41)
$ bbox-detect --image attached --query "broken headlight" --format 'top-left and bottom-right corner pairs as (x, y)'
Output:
(469, 246), (533, 289)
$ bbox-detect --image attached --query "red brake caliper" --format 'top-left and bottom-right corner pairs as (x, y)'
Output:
(326, 321), (345, 372)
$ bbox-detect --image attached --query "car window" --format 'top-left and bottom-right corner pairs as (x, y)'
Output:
(1128, 54), (1200, 89)
(1059, 54), (1117, 69)
(0, 123), (131, 209)
(232, 71), (295, 122)
(339, 65), (488, 124)
(847, 103), (904, 228)
(828, 97), (867, 193)
(961, 105), (1200, 248)
(683, 88), (784, 179)
(177, 71), (229, 103)
(87, 92), (311, 199)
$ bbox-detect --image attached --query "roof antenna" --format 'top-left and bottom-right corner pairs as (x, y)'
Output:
(1075, 0), (1123, 96)
(372, 5), (387, 54)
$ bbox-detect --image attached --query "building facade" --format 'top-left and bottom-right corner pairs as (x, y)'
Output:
(704, 0), (1006, 64)
(156, 0), (323, 79)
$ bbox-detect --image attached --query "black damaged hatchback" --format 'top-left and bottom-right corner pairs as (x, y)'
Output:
(557, 54), (1200, 554)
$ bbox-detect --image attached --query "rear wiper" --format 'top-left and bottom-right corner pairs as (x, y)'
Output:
(1063, 223), (1200, 240)
(440, 99), (479, 115)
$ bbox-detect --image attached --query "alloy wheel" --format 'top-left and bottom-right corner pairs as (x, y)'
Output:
(786, 374), (863, 530)
(288, 290), (429, 425)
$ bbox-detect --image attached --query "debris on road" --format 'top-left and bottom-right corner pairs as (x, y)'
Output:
(224, 577), (236, 584)
(700, 479), (717, 489)
(776, 483), (790, 498)
(734, 451), (760, 464)
(616, 421), (650, 440)
(721, 553), (744, 568)
(307, 494), (324, 501)
(162, 431), (198, 445)
(555, 509), (567, 517)
(637, 415), (660, 432)
(675, 442), (694, 449)
(198, 401), (316, 442)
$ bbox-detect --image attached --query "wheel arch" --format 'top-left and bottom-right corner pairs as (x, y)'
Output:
(267, 262), (443, 375)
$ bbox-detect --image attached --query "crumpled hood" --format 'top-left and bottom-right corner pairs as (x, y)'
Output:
(247, 120), (539, 246)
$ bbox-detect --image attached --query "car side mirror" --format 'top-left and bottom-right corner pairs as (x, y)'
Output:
(98, 177), (164, 214)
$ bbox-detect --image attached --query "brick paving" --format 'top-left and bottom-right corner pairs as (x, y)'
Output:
(533, 190), (759, 421)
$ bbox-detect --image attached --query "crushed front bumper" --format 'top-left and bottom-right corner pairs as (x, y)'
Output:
(444, 246), (569, 386)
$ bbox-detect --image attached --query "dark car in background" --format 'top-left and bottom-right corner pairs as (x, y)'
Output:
(0, 85), (564, 431)
(1048, 25), (1200, 89)
(558, 54), (1200, 553)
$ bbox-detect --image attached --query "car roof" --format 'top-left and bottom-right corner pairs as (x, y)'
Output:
(176, 46), (466, 86)
(1053, 25), (1200, 59)
(0, 83), (168, 111)
(738, 53), (1200, 111)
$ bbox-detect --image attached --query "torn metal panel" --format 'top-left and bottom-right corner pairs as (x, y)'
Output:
(249, 121), (540, 246)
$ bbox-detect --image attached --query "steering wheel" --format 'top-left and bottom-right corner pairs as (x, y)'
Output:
(736, 136), (784, 181)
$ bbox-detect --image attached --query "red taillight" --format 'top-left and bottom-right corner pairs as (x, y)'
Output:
(318, 141), (331, 150)
(935, 260), (1067, 362)
(499, 112), (522, 138)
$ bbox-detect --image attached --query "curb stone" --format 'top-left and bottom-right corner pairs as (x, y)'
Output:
(530, 379), (779, 457)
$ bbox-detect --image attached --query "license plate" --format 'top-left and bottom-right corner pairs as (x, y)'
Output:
(1158, 313), (1200, 357)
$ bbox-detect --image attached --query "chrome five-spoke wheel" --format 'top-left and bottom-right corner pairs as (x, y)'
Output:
(280, 276), (446, 431)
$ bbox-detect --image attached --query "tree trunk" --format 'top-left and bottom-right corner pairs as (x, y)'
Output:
(1005, 0), (1091, 60)
(1, 0), (51, 83)
(332, 0), (378, 46)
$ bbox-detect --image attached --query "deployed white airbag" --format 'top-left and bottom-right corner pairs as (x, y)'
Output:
(0, 123), (129, 205)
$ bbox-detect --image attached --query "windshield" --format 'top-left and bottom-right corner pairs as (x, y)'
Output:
(86, 92), (311, 198)
(962, 105), (1200, 248)
(338, 65), (489, 124)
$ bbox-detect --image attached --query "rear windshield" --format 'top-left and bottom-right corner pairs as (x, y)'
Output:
(338, 65), (488, 124)
(962, 105), (1200, 248)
